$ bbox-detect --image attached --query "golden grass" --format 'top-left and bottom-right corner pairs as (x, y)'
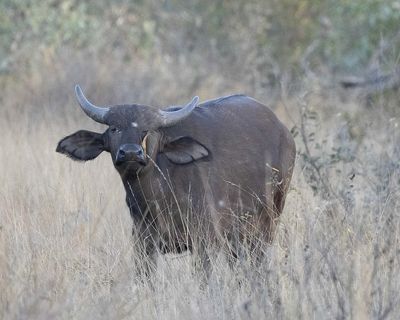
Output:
(1, 57), (399, 319)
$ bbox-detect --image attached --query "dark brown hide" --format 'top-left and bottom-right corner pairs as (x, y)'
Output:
(146, 95), (295, 253)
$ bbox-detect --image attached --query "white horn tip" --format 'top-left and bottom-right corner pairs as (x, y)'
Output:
(75, 84), (82, 96)
(192, 96), (199, 104)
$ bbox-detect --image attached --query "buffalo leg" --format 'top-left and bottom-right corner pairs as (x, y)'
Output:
(192, 239), (212, 284)
(132, 224), (158, 282)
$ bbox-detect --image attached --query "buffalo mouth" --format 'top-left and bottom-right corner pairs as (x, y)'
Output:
(115, 158), (147, 168)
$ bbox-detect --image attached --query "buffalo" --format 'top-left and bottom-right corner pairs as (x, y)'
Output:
(57, 85), (295, 274)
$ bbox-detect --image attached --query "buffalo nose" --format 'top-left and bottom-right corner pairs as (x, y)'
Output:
(116, 144), (146, 165)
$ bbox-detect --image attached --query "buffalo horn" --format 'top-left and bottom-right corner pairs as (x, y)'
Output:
(75, 85), (110, 124)
(158, 96), (199, 127)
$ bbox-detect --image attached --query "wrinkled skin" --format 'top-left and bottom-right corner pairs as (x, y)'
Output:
(57, 88), (296, 276)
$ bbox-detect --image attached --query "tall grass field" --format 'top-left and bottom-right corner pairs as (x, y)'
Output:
(1, 53), (399, 319)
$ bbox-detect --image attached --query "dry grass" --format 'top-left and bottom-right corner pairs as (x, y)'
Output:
(1, 53), (399, 319)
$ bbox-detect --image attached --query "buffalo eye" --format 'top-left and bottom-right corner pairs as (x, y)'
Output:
(110, 126), (120, 134)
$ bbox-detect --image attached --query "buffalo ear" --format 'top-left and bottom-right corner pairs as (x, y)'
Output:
(163, 136), (210, 165)
(56, 130), (105, 161)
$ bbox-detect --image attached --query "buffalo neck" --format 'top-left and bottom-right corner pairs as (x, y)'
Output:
(121, 165), (155, 221)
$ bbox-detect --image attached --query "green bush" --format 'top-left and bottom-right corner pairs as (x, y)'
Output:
(1, 0), (399, 77)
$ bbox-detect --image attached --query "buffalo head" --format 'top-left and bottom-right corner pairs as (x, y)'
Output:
(57, 85), (206, 176)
